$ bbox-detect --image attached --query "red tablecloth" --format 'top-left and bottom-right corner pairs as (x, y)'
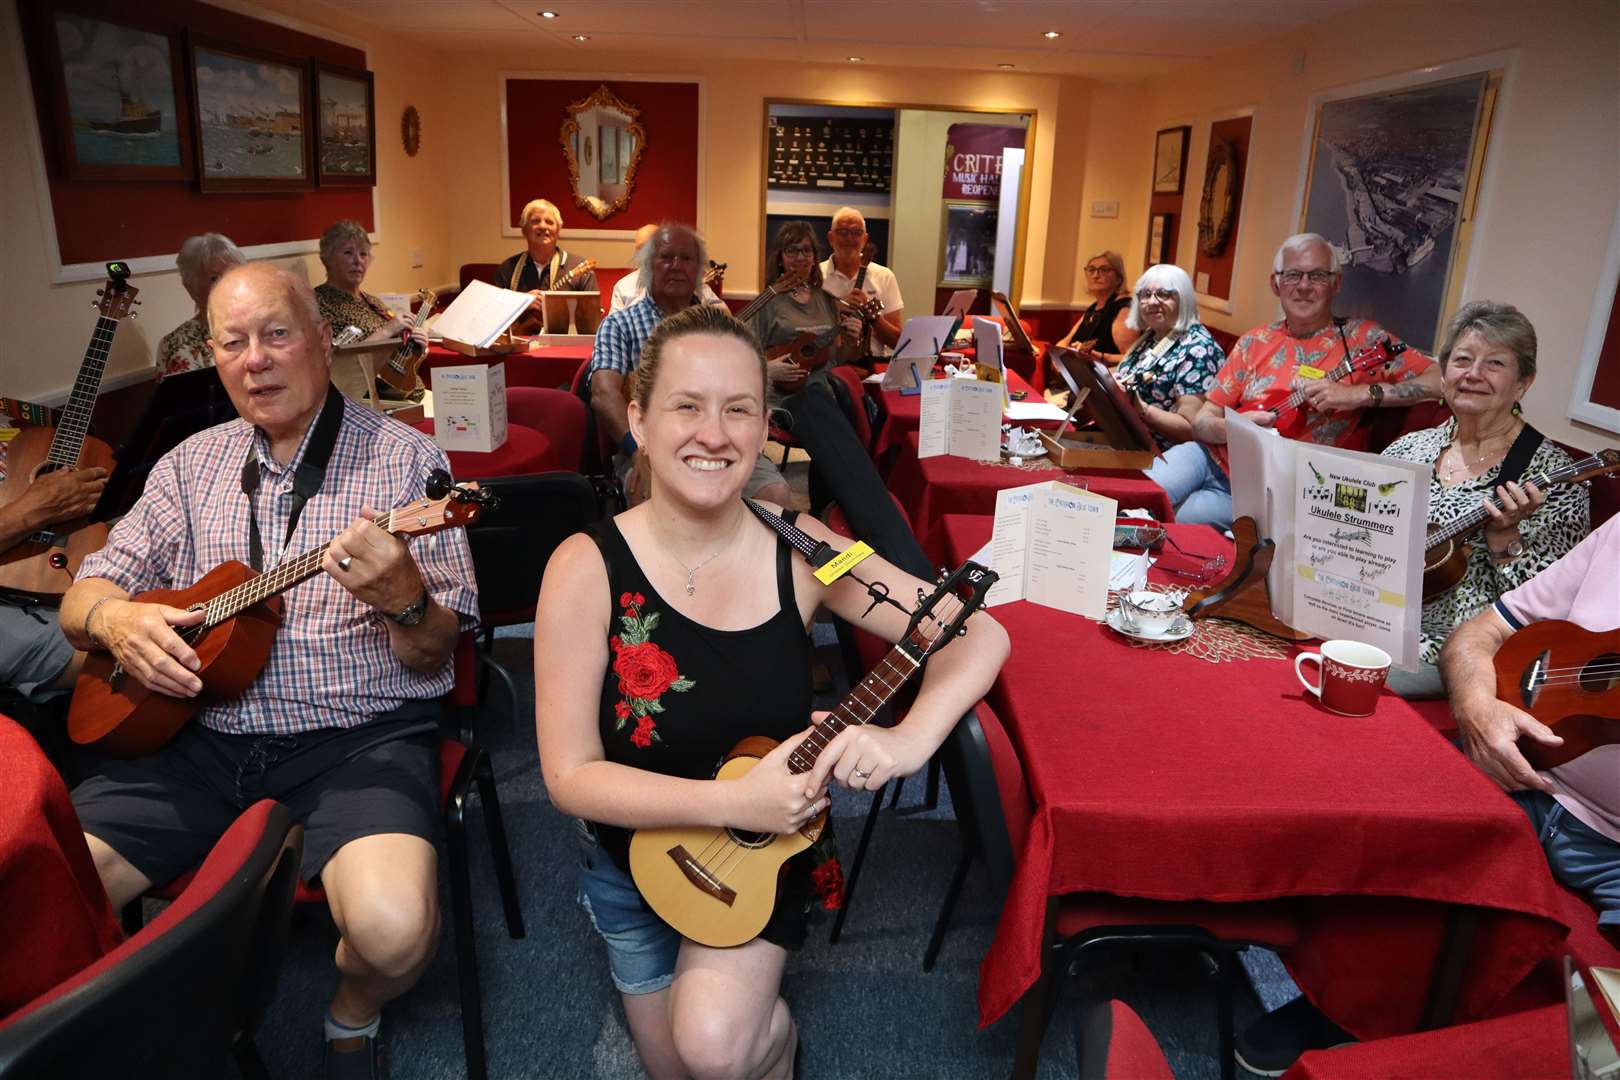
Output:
(411, 420), (555, 479)
(890, 430), (1173, 533)
(420, 343), (590, 391)
(0, 717), (121, 1018)
(868, 368), (1046, 458)
(1280, 1004), (1568, 1079)
(937, 513), (1571, 1040)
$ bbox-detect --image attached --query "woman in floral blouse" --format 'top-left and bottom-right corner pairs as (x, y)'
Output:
(155, 233), (244, 377)
(1382, 301), (1589, 698)
(1116, 263), (1226, 451)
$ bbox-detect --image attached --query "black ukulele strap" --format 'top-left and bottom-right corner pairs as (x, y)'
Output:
(1496, 422), (1545, 487)
(743, 498), (912, 620)
(240, 385), (346, 571)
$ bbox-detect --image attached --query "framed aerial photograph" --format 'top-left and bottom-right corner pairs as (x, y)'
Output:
(314, 63), (375, 186)
(1301, 71), (1492, 352)
(189, 36), (311, 192)
(940, 201), (997, 287)
(26, 4), (192, 181)
(1152, 125), (1189, 195)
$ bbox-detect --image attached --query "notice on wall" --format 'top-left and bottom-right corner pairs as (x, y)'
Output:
(918, 377), (1001, 462)
(978, 480), (1117, 617)
(1291, 445), (1429, 669)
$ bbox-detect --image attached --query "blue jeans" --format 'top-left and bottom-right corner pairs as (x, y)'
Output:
(1513, 790), (1620, 931)
(575, 820), (680, 995)
(1146, 441), (1233, 529)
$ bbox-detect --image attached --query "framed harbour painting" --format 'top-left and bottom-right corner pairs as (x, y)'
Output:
(315, 63), (375, 187)
(189, 37), (312, 192)
(27, 3), (192, 181)
(1300, 71), (1492, 352)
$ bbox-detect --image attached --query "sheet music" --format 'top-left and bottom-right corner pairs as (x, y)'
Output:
(1004, 400), (1069, 422)
(432, 280), (534, 349)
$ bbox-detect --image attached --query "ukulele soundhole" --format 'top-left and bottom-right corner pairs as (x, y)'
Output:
(1581, 653), (1620, 694)
(725, 829), (775, 849)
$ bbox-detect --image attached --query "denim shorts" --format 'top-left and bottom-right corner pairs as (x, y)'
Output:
(574, 819), (681, 995)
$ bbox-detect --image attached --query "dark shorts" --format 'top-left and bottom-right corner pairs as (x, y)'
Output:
(72, 703), (442, 886)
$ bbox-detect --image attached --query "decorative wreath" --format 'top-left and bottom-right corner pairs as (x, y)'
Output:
(401, 105), (422, 158)
(1198, 138), (1241, 258)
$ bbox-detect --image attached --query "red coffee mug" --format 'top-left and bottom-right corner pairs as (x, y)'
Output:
(1294, 640), (1392, 717)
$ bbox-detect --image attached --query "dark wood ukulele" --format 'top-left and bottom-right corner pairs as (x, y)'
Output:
(375, 288), (438, 393)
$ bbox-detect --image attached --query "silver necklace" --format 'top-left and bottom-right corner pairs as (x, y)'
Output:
(660, 515), (744, 596)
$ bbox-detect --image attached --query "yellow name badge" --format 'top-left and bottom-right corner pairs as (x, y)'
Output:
(1297, 365), (1326, 380)
(815, 541), (875, 585)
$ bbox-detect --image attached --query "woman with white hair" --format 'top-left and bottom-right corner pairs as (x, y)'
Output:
(156, 233), (244, 376)
(1115, 263), (1224, 450)
(312, 219), (422, 350)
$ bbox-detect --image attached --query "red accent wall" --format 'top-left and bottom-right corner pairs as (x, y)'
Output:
(1192, 115), (1252, 301)
(20, 0), (372, 265)
(504, 79), (699, 231)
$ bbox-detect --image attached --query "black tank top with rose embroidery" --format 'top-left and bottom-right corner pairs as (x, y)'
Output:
(585, 514), (815, 870)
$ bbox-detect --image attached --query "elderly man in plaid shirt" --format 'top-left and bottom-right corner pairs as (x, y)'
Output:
(59, 262), (478, 1079)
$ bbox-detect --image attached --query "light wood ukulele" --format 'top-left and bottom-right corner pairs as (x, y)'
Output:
(68, 473), (494, 758)
(375, 288), (438, 393)
(0, 262), (136, 598)
(628, 560), (997, 947)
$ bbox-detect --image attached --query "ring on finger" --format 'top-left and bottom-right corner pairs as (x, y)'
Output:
(852, 767), (872, 780)
(338, 556), (353, 571)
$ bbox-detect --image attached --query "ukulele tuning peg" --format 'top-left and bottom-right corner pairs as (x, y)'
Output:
(425, 469), (452, 499)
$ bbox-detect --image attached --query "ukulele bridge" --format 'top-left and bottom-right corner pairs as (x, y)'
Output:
(666, 844), (736, 907)
(1519, 649), (1550, 709)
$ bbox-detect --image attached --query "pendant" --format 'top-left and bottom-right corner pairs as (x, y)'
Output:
(686, 570), (697, 596)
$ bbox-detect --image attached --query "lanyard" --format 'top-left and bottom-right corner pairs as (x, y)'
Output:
(239, 386), (346, 572)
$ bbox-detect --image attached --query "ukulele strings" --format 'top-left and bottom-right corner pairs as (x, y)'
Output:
(691, 593), (971, 889)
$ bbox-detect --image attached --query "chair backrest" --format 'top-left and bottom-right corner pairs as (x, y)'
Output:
(936, 702), (1031, 894)
(459, 263), (500, 293)
(506, 387), (589, 472)
(0, 800), (302, 1079)
(826, 365), (874, 452)
(465, 471), (602, 621)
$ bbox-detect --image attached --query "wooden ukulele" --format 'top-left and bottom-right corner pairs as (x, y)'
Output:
(512, 258), (598, 335)
(1495, 620), (1620, 770)
(375, 288), (438, 393)
(0, 263), (136, 599)
(733, 270), (807, 324)
(1423, 449), (1620, 599)
(703, 260), (727, 296)
(628, 560), (998, 947)
(1181, 515), (1312, 641)
(67, 473), (493, 758)
(1241, 337), (1406, 439)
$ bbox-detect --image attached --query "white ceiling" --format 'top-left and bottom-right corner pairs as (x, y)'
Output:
(324, 0), (1377, 78)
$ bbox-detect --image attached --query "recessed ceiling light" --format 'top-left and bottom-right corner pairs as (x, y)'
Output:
(997, 62), (1015, 69)
(1043, 30), (1061, 39)
(538, 10), (557, 17)
(572, 33), (589, 41)
(847, 55), (863, 62)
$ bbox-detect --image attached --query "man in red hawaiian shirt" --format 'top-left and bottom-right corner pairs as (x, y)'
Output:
(1145, 233), (1443, 528)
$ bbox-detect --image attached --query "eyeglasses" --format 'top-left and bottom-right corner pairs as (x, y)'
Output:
(831, 227), (865, 238)
(1274, 269), (1336, 286)
(1136, 288), (1177, 303)
(782, 245), (816, 257)
(1084, 264), (1116, 276)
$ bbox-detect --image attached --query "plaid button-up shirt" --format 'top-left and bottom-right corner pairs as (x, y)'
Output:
(585, 295), (666, 388)
(77, 396), (479, 735)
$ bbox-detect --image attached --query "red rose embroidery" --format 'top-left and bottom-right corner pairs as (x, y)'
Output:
(619, 592), (633, 608)
(632, 592), (645, 607)
(630, 716), (656, 748)
(614, 641), (680, 700)
(609, 635), (621, 652)
(614, 700), (631, 720)
(811, 858), (845, 911)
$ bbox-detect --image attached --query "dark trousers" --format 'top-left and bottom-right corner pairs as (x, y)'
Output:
(781, 379), (931, 580)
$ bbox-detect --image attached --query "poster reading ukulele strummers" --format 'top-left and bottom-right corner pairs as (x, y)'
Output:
(1290, 446), (1428, 668)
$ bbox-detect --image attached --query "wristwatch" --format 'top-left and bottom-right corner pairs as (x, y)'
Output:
(1488, 537), (1525, 562)
(1366, 382), (1385, 407)
(388, 588), (430, 626)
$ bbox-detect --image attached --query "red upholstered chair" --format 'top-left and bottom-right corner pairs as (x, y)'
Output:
(826, 364), (876, 455)
(505, 387), (589, 472)
(936, 702), (1300, 1080)
(0, 800), (302, 1080)
(594, 266), (631, 313)
(458, 263), (500, 293)
(1076, 1000), (1175, 1080)
(122, 636), (525, 1080)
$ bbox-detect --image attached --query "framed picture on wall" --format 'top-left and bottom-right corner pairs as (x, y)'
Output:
(23, 3), (193, 181)
(1152, 125), (1189, 195)
(189, 36), (312, 193)
(940, 201), (997, 287)
(314, 63), (375, 187)
(1147, 213), (1173, 266)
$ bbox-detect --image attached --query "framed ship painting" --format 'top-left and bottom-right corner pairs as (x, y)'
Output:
(25, 3), (192, 181)
(314, 63), (375, 187)
(189, 36), (312, 193)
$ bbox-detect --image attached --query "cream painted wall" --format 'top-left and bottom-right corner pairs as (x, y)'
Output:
(1072, 0), (1619, 449)
(0, 0), (452, 404)
(438, 55), (1084, 309)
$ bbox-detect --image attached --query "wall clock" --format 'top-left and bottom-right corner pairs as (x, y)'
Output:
(401, 105), (421, 157)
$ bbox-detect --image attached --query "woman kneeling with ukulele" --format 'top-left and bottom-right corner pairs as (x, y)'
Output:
(535, 304), (1008, 1080)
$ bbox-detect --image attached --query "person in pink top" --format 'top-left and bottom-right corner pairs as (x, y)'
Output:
(1441, 513), (1620, 943)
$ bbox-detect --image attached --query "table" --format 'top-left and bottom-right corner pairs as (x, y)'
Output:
(419, 343), (590, 392)
(1280, 1004), (1568, 1079)
(867, 368), (1048, 459)
(890, 430), (1174, 534)
(0, 717), (122, 1018)
(937, 513), (1572, 1042)
(411, 420), (556, 479)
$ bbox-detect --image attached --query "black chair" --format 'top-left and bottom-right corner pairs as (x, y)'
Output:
(465, 471), (602, 729)
(0, 800), (302, 1080)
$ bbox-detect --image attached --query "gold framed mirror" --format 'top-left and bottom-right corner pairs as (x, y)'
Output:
(560, 84), (646, 221)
